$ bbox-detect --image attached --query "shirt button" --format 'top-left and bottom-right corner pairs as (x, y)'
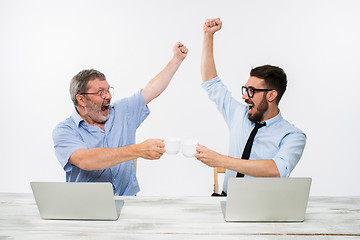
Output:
(113, 178), (116, 181)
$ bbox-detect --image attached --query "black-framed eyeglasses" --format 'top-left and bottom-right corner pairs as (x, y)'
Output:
(241, 86), (273, 98)
(80, 87), (114, 99)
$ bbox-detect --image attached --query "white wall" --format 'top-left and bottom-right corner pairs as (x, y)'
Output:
(1, 0), (359, 196)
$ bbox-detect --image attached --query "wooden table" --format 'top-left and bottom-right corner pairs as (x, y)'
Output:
(0, 194), (359, 239)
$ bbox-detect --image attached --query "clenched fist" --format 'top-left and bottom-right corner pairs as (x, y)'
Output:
(203, 18), (222, 36)
(173, 42), (188, 61)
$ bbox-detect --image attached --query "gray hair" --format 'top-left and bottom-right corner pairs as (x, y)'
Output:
(69, 69), (106, 106)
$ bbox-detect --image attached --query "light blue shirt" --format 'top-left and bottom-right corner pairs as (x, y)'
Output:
(202, 77), (306, 193)
(52, 90), (150, 196)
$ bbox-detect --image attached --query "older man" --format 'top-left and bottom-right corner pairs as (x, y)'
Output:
(53, 42), (188, 196)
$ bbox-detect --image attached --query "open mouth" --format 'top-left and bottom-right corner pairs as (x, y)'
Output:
(247, 103), (254, 110)
(101, 99), (111, 112)
(101, 104), (110, 112)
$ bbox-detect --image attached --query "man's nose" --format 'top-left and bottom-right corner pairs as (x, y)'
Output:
(242, 91), (249, 100)
(105, 91), (112, 100)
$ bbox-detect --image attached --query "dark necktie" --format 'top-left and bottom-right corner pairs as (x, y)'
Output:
(236, 122), (266, 177)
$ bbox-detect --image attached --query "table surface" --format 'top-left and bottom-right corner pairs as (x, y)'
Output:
(0, 194), (359, 240)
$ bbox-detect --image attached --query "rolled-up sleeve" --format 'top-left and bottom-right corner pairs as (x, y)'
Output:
(272, 131), (307, 177)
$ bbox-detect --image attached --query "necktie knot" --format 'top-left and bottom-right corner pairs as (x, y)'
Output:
(255, 122), (266, 130)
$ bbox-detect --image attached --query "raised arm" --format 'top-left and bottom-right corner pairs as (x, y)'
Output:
(141, 42), (188, 104)
(201, 18), (222, 82)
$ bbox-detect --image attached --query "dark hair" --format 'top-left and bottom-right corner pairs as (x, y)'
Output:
(250, 65), (287, 103)
(69, 69), (106, 106)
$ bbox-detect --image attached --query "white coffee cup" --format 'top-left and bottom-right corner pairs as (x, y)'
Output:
(182, 139), (198, 158)
(164, 138), (181, 154)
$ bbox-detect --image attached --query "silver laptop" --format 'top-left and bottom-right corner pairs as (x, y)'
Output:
(30, 182), (124, 220)
(221, 177), (312, 222)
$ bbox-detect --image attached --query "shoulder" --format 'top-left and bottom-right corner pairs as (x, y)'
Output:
(275, 118), (306, 143)
(281, 118), (304, 134)
(53, 117), (75, 131)
(52, 116), (79, 139)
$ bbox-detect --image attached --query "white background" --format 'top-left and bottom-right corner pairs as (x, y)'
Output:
(1, 0), (359, 196)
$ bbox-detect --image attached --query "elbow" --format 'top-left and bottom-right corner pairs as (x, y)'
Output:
(201, 73), (217, 83)
(265, 168), (280, 177)
(272, 171), (281, 177)
(70, 150), (95, 171)
(77, 160), (94, 171)
(141, 86), (160, 105)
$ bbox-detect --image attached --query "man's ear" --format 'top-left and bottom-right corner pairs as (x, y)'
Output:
(76, 94), (86, 107)
(267, 90), (278, 102)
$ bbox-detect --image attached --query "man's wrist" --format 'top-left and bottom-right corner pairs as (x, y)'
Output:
(203, 32), (214, 40)
(170, 55), (184, 65)
(128, 143), (141, 159)
(218, 154), (228, 168)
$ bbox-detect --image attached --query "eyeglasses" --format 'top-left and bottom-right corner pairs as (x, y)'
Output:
(80, 87), (114, 99)
(241, 86), (273, 98)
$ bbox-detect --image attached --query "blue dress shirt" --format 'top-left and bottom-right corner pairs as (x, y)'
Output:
(52, 90), (150, 196)
(202, 77), (306, 193)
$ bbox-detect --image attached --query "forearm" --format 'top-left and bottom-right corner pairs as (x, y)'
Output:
(221, 156), (280, 177)
(200, 34), (218, 82)
(69, 145), (140, 171)
(69, 139), (165, 171)
(141, 42), (187, 104)
(142, 57), (183, 104)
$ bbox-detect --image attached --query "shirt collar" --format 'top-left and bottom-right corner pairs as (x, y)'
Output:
(71, 107), (85, 127)
(262, 109), (283, 127)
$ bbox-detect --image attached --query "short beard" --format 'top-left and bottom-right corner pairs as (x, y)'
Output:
(248, 93), (268, 123)
(84, 99), (109, 124)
